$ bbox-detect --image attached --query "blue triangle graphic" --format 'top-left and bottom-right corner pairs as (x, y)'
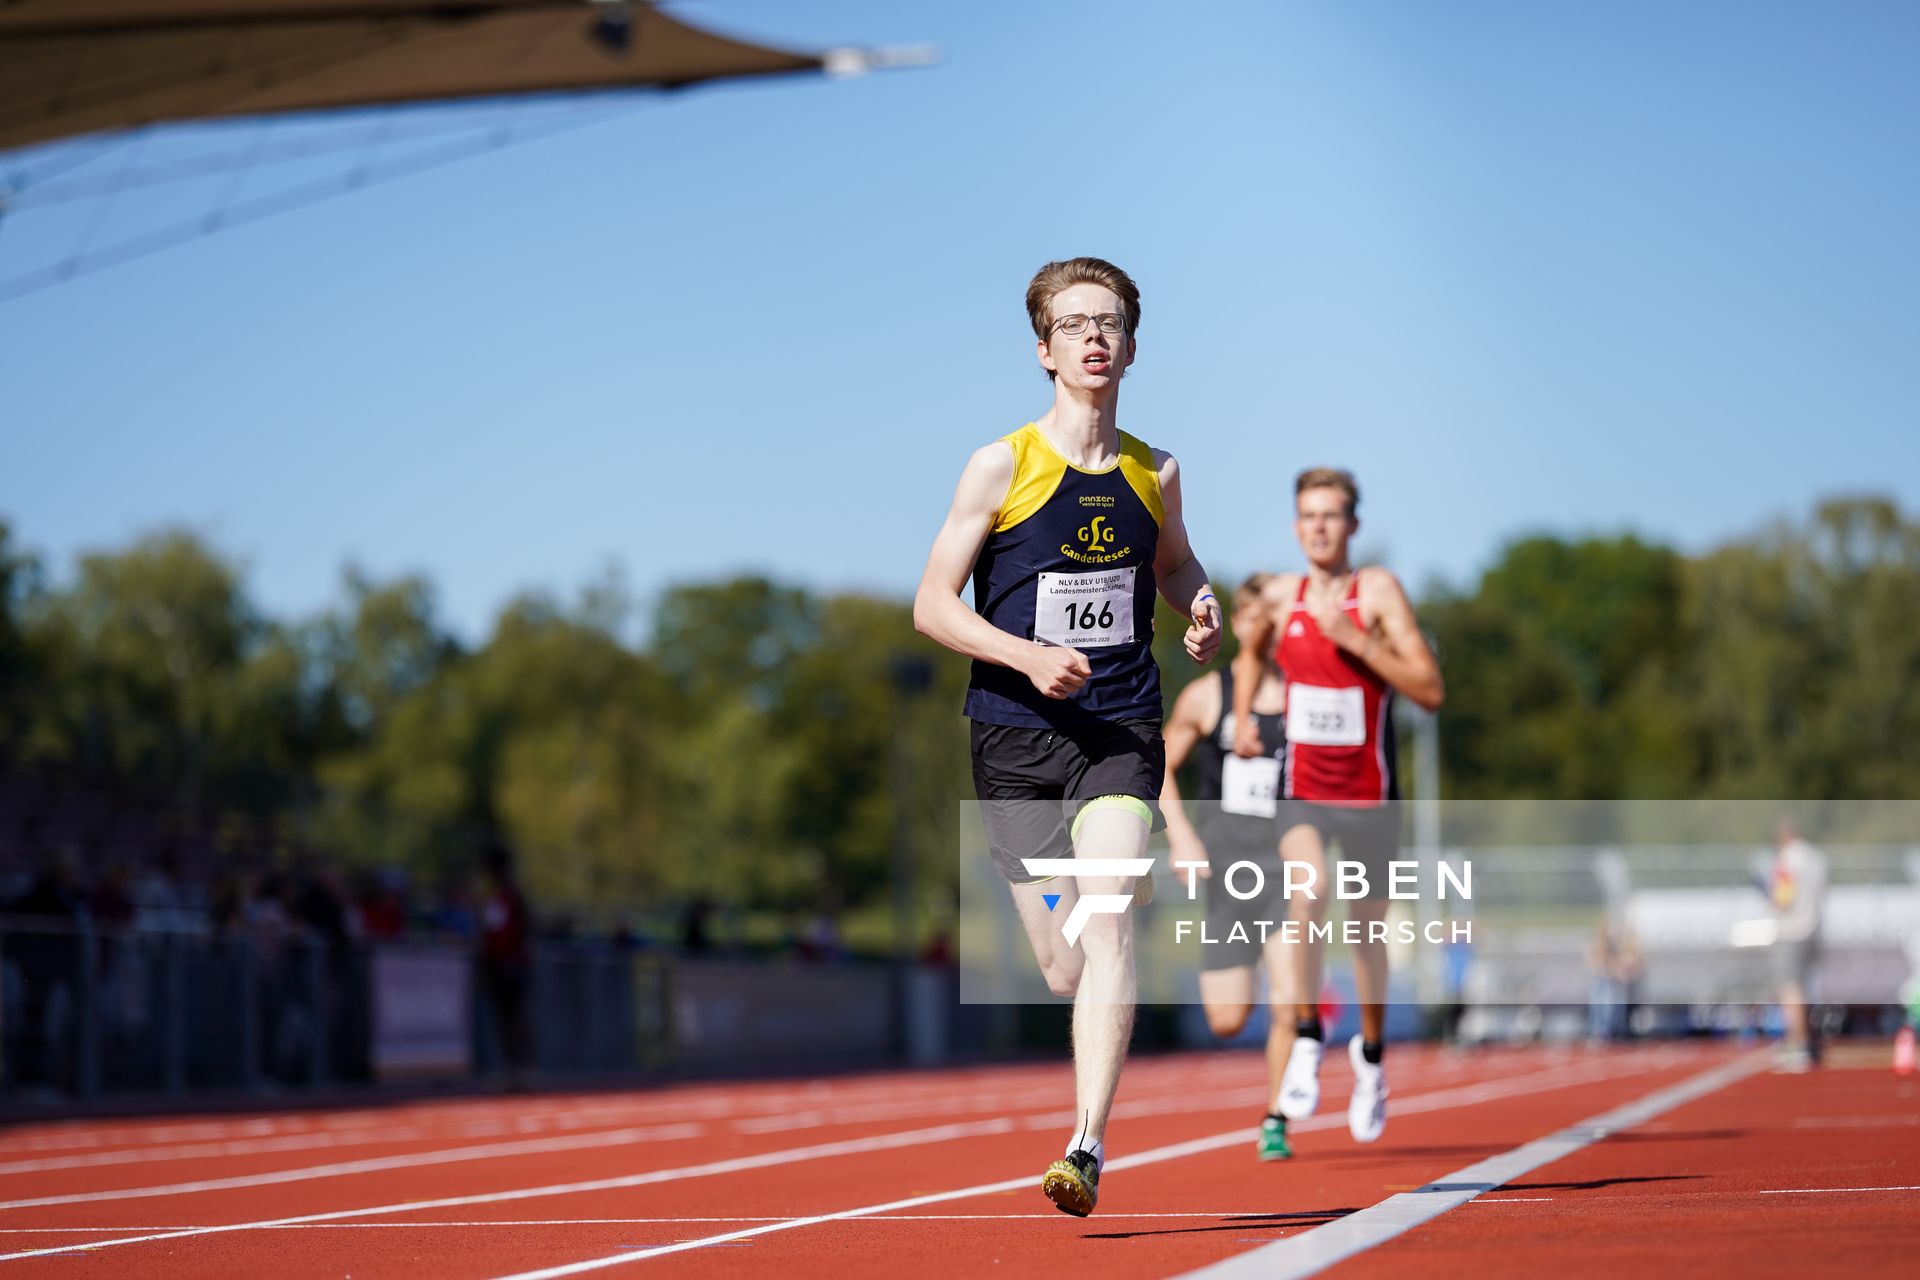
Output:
(1043, 893), (1062, 912)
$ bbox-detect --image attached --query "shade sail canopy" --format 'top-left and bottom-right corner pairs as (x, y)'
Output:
(1, 1), (840, 153)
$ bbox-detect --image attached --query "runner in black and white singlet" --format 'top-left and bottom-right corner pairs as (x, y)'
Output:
(1160, 573), (1297, 1160)
(914, 258), (1221, 1217)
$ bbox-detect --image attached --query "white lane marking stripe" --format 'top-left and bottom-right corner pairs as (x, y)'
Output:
(1175, 1050), (1769, 1279)
(0, 1212), (1334, 1233)
(0, 1122), (605, 1177)
(1791, 1115), (1920, 1128)
(0, 1118), (1018, 1262)
(480, 1053), (1703, 1278)
(0, 1123), (706, 1212)
(1756, 1185), (1920, 1195)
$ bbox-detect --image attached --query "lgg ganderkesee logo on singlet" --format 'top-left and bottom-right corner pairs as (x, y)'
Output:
(1060, 514), (1131, 565)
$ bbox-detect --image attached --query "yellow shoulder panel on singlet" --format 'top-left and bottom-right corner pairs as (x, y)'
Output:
(992, 423), (1067, 533)
(1117, 431), (1166, 527)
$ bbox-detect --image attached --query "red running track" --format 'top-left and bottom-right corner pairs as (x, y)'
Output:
(0, 1042), (1912, 1278)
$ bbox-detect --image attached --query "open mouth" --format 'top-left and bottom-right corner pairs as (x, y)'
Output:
(1082, 352), (1111, 372)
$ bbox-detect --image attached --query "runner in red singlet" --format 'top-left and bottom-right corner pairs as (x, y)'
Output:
(1229, 467), (1443, 1147)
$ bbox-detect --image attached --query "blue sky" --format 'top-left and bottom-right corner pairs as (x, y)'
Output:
(4, 1), (1916, 640)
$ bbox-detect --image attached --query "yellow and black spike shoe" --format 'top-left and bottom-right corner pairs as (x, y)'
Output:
(1042, 1148), (1101, 1217)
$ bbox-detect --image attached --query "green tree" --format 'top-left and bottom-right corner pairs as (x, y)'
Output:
(1424, 534), (1686, 797)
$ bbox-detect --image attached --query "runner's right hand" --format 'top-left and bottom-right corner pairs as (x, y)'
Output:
(1026, 644), (1091, 699)
(1230, 715), (1264, 758)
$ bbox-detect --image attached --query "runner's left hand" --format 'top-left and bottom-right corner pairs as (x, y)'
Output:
(1185, 588), (1222, 663)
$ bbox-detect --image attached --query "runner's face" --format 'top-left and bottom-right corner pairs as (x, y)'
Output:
(1294, 486), (1357, 567)
(1229, 603), (1263, 645)
(1036, 284), (1134, 389)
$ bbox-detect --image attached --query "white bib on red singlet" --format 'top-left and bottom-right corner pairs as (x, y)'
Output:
(1286, 683), (1366, 746)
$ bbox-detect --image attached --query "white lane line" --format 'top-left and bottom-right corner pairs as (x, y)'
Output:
(0, 1123), (573, 1178)
(1465, 1197), (1553, 1203)
(0, 1123), (704, 1212)
(0, 1117), (1017, 1262)
(1756, 1185), (1920, 1195)
(0, 1084), (955, 1157)
(478, 1053), (1700, 1278)
(1175, 1050), (1769, 1279)
(0, 1212), (1327, 1233)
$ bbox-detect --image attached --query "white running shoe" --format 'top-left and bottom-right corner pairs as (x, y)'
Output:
(1347, 1035), (1387, 1143)
(1277, 1035), (1323, 1120)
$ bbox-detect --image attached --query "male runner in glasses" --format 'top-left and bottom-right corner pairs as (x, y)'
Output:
(915, 257), (1222, 1216)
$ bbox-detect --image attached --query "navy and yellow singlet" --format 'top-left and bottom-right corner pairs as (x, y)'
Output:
(963, 422), (1165, 728)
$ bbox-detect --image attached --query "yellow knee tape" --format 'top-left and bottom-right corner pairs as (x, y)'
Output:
(1070, 794), (1152, 843)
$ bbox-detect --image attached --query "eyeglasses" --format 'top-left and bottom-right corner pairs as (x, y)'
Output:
(1048, 312), (1127, 338)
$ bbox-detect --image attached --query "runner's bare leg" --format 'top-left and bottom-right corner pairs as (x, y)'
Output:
(1347, 895), (1390, 1044)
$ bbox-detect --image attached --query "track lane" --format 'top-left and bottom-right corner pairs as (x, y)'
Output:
(0, 1045), (1733, 1278)
(1337, 1050), (1920, 1279)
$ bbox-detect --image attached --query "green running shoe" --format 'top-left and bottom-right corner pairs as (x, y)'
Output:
(1042, 1148), (1101, 1216)
(1257, 1115), (1291, 1161)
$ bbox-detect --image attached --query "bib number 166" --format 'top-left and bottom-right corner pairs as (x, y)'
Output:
(1035, 568), (1135, 649)
(1063, 600), (1116, 632)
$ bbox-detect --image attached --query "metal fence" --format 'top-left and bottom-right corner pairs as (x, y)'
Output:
(1, 916), (959, 1105)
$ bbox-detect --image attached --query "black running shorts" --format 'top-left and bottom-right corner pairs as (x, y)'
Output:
(970, 717), (1165, 884)
(1199, 820), (1287, 971)
(1274, 799), (1402, 901)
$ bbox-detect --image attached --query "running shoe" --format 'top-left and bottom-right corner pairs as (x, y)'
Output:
(1277, 1036), (1323, 1120)
(1347, 1034), (1388, 1143)
(1257, 1115), (1291, 1161)
(1042, 1148), (1101, 1217)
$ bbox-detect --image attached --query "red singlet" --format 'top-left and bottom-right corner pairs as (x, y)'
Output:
(1273, 576), (1397, 804)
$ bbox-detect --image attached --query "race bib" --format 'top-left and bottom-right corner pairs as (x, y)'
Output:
(1034, 568), (1135, 648)
(1221, 755), (1280, 818)
(1287, 683), (1366, 746)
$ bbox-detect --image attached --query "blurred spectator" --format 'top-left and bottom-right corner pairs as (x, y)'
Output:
(679, 896), (714, 955)
(430, 877), (476, 940)
(797, 890), (844, 964)
(87, 863), (135, 934)
(359, 869), (409, 941)
(132, 852), (192, 932)
(478, 838), (534, 1084)
(1770, 817), (1828, 1073)
(5, 849), (89, 1089)
(1586, 916), (1643, 1042)
(919, 930), (955, 967)
(293, 864), (359, 953)
(11, 848), (88, 924)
